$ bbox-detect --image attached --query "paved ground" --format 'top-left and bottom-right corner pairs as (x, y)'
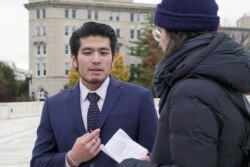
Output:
(0, 116), (40, 167)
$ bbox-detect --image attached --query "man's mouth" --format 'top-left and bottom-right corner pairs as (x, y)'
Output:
(89, 68), (103, 72)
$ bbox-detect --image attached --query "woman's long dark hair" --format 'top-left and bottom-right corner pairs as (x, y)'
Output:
(164, 30), (207, 56)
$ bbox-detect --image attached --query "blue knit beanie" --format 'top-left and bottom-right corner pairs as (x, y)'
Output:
(154, 0), (220, 31)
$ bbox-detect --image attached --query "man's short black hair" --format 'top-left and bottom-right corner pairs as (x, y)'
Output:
(69, 21), (117, 57)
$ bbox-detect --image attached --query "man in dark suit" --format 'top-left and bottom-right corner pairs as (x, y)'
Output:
(31, 21), (158, 167)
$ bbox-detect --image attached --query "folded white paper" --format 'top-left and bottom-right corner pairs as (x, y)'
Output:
(100, 128), (148, 163)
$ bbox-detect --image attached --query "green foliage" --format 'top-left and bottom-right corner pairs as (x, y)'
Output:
(128, 14), (164, 96)
(0, 62), (16, 102)
(15, 80), (29, 101)
(111, 53), (129, 82)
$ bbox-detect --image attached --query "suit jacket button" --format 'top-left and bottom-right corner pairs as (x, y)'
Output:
(90, 163), (95, 167)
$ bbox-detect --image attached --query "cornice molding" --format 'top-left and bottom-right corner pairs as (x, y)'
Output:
(24, 1), (155, 12)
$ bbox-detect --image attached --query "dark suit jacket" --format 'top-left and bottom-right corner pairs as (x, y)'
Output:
(31, 77), (158, 167)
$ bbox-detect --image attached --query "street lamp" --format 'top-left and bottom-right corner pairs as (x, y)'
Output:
(25, 70), (33, 100)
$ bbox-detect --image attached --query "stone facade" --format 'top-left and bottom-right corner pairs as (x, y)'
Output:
(237, 14), (250, 28)
(24, 0), (155, 100)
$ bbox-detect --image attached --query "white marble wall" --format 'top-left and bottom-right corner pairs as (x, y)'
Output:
(0, 102), (43, 119)
(0, 97), (249, 119)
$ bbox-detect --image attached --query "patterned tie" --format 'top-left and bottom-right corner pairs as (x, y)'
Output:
(87, 93), (101, 132)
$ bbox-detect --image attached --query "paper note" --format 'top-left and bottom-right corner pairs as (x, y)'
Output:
(100, 128), (148, 163)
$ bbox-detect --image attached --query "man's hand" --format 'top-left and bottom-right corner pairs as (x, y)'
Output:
(139, 155), (150, 161)
(67, 129), (101, 165)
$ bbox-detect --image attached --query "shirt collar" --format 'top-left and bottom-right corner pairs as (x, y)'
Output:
(79, 76), (110, 101)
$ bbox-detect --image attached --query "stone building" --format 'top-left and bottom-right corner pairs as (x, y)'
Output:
(237, 14), (250, 28)
(24, 0), (155, 101)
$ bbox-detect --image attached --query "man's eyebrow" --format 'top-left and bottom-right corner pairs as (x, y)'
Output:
(80, 47), (111, 52)
(99, 47), (111, 51)
(81, 47), (93, 51)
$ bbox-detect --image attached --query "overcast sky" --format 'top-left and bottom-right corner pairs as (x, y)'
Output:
(0, 0), (250, 70)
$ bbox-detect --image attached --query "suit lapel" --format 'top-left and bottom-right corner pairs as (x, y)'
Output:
(67, 83), (87, 135)
(99, 78), (121, 128)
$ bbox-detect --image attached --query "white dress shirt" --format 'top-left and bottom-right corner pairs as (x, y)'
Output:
(66, 77), (110, 167)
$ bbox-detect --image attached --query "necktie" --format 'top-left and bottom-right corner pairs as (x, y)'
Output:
(87, 93), (100, 132)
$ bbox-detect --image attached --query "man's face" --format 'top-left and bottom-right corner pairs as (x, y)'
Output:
(71, 36), (113, 90)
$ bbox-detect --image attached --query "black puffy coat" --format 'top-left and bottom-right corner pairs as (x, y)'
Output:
(151, 33), (250, 167)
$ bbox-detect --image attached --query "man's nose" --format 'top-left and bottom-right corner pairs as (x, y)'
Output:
(92, 52), (101, 62)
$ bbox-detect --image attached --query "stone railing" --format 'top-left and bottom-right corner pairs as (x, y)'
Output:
(0, 96), (249, 119)
(0, 102), (44, 119)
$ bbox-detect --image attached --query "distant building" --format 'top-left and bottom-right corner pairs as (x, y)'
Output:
(24, 0), (155, 100)
(0, 60), (29, 81)
(237, 14), (250, 28)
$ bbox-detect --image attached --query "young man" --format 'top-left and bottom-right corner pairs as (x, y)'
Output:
(31, 21), (158, 167)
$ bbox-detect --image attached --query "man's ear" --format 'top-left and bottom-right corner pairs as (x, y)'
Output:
(71, 55), (77, 68)
(111, 59), (115, 67)
(111, 54), (117, 67)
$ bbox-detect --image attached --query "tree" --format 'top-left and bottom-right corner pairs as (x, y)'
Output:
(128, 14), (164, 95)
(0, 61), (16, 102)
(111, 53), (129, 82)
(68, 67), (79, 87)
(15, 80), (29, 101)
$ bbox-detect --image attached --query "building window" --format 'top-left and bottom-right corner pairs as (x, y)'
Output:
(65, 9), (76, 18)
(43, 9), (46, 18)
(36, 10), (40, 19)
(116, 13), (120, 21)
(37, 45), (41, 55)
(43, 44), (46, 54)
(36, 27), (41, 36)
(137, 29), (141, 39)
(130, 13), (134, 22)
(116, 29), (120, 38)
(137, 13), (140, 22)
(65, 44), (69, 54)
(65, 62), (70, 75)
(109, 12), (113, 21)
(72, 9), (76, 18)
(37, 63), (41, 76)
(87, 10), (91, 19)
(36, 26), (46, 36)
(65, 26), (69, 36)
(35, 43), (47, 56)
(110, 11), (119, 21)
(37, 9), (46, 19)
(42, 26), (46, 36)
(65, 9), (69, 18)
(130, 29), (134, 39)
(94, 10), (98, 20)
(42, 63), (46, 76)
(36, 63), (46, 77)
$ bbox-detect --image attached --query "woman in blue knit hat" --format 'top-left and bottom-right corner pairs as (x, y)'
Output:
(119, 0), (250, 167)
